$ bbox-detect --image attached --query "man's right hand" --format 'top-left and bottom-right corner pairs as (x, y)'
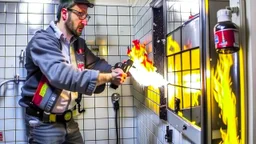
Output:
(96, 68), (127, 86)
(111, 68), (127, 86)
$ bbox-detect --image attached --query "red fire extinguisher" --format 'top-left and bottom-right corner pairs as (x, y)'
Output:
(214, 9), (239, 54)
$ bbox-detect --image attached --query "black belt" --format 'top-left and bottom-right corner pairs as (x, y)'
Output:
(26, 106), (76, 123)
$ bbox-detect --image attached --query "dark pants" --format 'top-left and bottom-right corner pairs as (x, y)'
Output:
(25, 114), (83, 144)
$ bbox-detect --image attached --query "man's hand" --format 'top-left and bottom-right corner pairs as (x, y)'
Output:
(111, 68), (127, 85)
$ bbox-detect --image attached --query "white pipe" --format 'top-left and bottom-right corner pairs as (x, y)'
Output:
(0, 79), (25, 90)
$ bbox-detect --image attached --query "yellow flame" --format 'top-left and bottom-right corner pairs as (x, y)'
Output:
(129, 60), (168, 88)
(128, 40), (167, 88)
(167, 35), (181, 55)
(239, 48), (245, 144)
(212, 54), (240, 144)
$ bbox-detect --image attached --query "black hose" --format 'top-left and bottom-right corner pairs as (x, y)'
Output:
(114, 101), (119, 144)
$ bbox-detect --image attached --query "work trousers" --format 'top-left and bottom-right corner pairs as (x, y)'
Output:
(25, 114), (83, 144)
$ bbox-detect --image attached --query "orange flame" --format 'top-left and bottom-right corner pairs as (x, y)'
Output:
(128, 40), (168, 88)
(128, 40), (156, 72)
(183, 39), (192, 50)
(212, 54), (240, 144)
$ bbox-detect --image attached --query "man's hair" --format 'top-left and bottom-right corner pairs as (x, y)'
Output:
(56, 0), (75, 22)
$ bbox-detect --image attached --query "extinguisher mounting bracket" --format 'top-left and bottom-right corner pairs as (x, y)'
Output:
(225, 6), (239, 15)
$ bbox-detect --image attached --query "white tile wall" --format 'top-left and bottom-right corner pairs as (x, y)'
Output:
(95, 97), (108, 107)
(96, 129), (109, 140)
(95, 26), (107, 35)
(0, 2), (134, 144)
(108, 46), (118, 55)
(95, 16), (107, 25)
(107, 56), (120, 65)
(0, 25), (4, 34)
(119, 36), (130, 45)
(95, 6), (106, 15)
(119, 26), (131, 35)
(108, 36), (119, 45)
(87, 15), (95, 25)
(107, 7), (117, 15)
(87, 7), (95, 15)
(0, 35), (5, 45)
(85, 26), (95, 35)
(107, 26), (118, 35)
(96, 36), (108, 45)
(84, 130), (96, 140)
(119, 16), (130, 25)
(107, 16), (118, 25)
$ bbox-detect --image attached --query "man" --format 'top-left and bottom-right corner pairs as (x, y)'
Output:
(19, 0), (127, 143)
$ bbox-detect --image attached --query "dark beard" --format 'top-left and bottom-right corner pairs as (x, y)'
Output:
(65, 14), (81, 37)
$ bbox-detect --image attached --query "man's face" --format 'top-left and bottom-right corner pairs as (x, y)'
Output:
(65, 4), (88, 37)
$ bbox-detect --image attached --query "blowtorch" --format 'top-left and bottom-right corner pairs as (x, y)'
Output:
(110, 59), (134, 89)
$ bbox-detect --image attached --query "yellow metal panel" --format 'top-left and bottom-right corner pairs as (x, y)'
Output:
(168, 72), (175, 84)
(191, 89), (201, 107)
(182, 51), (190, 70)
(146, 86), (160, 114)
(183, 88), (191, 108)
(176, 87), (182, 109)
(168, 85), (175, 110)
(191, 48), (200, 69)
(175, 54), (181, 71)
(182, 71), (191, 87)
(156, 95), (160, 105)
(191, 70), (201, 89)
(168, 56), (174, 72)
(175, 72), (182, 86)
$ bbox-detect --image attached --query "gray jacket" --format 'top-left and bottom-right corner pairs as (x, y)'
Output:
(20, 26), (112, 107)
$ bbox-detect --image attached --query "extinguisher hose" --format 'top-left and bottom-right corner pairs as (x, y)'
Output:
(114, 102), (119, 144)
(115, 109), (119, 144)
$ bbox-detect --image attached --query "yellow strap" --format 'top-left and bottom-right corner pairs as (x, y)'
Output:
(72, 109), (77, 116)
(49, 114), (56, 122)
(70, 45), (77, 66)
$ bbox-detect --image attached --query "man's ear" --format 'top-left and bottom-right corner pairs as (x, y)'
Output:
(61, 8), (68, 21)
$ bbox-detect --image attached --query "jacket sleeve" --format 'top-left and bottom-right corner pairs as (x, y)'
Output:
(80, 39), (112, 93)
(29, 30), (99, 95)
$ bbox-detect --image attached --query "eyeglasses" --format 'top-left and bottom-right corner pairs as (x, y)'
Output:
(67, 8), (91, 21)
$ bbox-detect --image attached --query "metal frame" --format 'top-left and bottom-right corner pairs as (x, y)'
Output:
(199, 0), (211, 143)
(167, 110), (201, 143)
(230, 0), (248, 143)
(247, 0), (256, 142)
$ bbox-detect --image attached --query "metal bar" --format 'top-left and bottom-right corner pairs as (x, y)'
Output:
(199, 0), (211, 143)
(246, 0), (256, 142)
(167, 110), (201, 144)
(0, 79), (25, 91)
(230, 0), (247, 143)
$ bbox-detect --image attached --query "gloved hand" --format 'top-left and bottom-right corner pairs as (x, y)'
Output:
(111, 68), (127, 86)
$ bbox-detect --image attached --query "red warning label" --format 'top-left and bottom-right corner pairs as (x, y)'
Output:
(0, 132), (3, 141)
